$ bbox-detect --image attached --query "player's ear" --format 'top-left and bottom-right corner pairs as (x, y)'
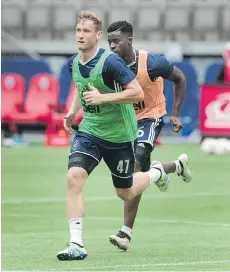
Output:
(128, 37), (133, 45)
(96, 31), (102, 41)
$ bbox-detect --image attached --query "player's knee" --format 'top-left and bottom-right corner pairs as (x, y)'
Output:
(116, 188), (134, 201)
(66, 167), (88, 192)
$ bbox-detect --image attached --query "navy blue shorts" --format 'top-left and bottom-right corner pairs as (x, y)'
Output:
(136, 118), (164, 171)
(68, 131), (136, 188)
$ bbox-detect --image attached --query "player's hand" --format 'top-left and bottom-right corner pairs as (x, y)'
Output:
(83, 83), (103, 105)
(170, 115), (183, 133)
(63, 113), (75, 134)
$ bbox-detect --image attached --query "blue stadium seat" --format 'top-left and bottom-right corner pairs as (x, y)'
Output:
(1, 57), (52, 97)
(59, 61), (72, 104)
(163, 61), (199, 136)
(204, 61), (224, 84)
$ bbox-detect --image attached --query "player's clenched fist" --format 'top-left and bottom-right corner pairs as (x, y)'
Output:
(83, 83), (103, 105)
(170, 115), (183, 133)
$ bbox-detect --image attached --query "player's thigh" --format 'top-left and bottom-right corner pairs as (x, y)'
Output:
(102, 141), (136, 189)
(137, 118), (164, 149)
(135, 142), (152, 172)
(136, 118), (164, 171)
(68, 132), (102, 176)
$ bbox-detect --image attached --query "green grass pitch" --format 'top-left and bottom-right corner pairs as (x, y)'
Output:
(2, 144), (230, 271)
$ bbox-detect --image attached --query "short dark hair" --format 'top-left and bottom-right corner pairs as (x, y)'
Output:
(107, 21), (133, 36)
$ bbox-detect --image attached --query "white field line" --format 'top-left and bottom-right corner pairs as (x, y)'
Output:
(3, 259), (230, 271)
(3, 214), (230, 228)
(2, 192), (230, 205)
(86, 216), (230, 227)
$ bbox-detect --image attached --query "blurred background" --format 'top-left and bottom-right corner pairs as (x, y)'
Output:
(1, 0), (230, 147)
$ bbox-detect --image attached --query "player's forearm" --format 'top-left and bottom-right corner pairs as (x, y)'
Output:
(101, 88), (144, 104)
(68, 89), (81, 116)
(68, 100), (81, 116)
(172, 76), (186, 116)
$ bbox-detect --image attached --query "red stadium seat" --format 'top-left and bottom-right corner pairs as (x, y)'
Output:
(1, 73), (25, 123)
(45, 82), (83, 147)
(12, 73), (59, 124)
(52, 81), (83, 125)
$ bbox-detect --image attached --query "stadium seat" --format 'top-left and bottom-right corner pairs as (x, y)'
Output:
(108, 9), (134, 26)
(84, 0), (109, 9)
(12, 74), (59, 124)
(26, 1), (52, 39)
(204, 61), (224, 84)
(165, 0), (192, 7)
(1, 1), (25, 38)
(137, 9), (162, 40)
(1, 57), (53, 95)
(164, 7), (190, 41)
(139, 0), (166, 8)
(53, 2), (77, 39)
(1, 73), (25, 123)
(54, 0), (82, 9)
(193, 0), (224, 6)
(46, 81), (83, 147)
(108, 0), (139, 8)
(193, 7), (219, 40)
(221, 8), (230, 40)
(52, 82), (83, 125)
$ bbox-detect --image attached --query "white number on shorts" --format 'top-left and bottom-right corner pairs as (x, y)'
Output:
(138, 128), (144, 138)
(117, 160), (130, 174)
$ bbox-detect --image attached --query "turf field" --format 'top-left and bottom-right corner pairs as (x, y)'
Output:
(2, 144), (230, 271)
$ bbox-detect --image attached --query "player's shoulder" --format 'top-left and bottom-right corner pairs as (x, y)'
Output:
(104, 51), (126, 71)
(145, 52), (173, 69)
(68, 53), (78, 67)
(146, 52), (167, 63)
(105, 51), (123, 62)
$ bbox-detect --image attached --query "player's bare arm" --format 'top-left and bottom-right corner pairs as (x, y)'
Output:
(83, 79), (144, 104)
(64, 87), (81, 133)
(167, 66), (186, 132)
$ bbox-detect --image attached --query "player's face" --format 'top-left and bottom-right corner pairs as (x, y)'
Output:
(108, 31), (131, 58)
(76, 20), (102, 51)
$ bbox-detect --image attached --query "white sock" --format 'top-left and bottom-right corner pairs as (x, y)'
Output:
(174, 160), (182, 174)
(121, 226), (132, 239)
(147, 168), (161, 184)
(69, 218), (83, 247)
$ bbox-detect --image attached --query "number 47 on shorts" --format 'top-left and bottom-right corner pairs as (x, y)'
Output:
(117, 160), (130, 174)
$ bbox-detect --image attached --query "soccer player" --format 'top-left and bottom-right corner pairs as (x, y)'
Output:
(107, 21), (192, 251)
(56, 11), (170, 261)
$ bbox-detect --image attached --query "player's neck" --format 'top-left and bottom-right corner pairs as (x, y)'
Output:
(123, 48), (136, 66)
(79, 46), (99, 63)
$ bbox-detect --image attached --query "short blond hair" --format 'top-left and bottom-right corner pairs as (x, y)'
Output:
(77, 11), (102, 31)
